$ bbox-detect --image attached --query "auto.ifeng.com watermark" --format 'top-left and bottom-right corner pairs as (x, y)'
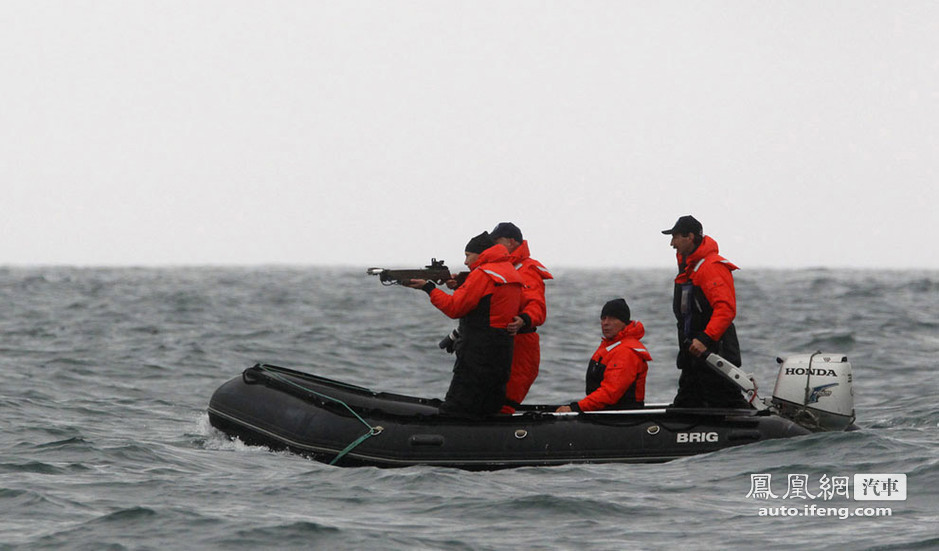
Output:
(746, 473), (906, 519)
(758, 504), (893, 520)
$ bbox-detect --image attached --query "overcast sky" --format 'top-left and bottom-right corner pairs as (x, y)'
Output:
(3, 2), (936, 269)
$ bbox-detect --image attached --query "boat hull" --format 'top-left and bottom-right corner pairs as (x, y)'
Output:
(207, 364), (812, 470)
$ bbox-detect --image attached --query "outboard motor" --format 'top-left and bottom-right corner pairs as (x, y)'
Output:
(771, 353), (855, 431)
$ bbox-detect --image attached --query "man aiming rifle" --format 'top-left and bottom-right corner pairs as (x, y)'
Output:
(403, 232), (523, 417)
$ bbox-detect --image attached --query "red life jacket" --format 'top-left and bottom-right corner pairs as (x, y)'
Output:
(507, 240), (553, 330)
(429, 244), (523, 330)
(673, 235), (739, 346)
(577, 321), (652, 412)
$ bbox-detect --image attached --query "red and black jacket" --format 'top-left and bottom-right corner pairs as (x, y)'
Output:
(672, 235), (741, 365)
(427, 244), (523, 333)
(572, 321), (651, 412)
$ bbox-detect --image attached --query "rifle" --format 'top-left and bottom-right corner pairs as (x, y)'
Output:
(367, 258), (469, 287)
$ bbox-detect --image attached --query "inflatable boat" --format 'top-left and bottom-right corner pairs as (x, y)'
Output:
(207, 353), (857, 470)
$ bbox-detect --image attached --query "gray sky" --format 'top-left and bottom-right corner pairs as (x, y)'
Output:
(3, 2), (937, 269)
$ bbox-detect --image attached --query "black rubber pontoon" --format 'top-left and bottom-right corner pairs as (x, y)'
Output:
(207, 364), (813, 470)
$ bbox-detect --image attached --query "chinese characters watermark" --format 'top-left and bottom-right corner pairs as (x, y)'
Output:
(746, 473), (905, 519)
(746, 473), (906, 501)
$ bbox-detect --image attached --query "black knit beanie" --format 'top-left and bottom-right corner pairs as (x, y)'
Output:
(465, 232), (493, 254)
(601, 298), (631, 323)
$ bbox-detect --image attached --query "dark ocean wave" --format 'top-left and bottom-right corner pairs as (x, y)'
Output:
(1, 267), (936, 550)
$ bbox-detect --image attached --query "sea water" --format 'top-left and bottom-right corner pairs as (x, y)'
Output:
(1, 267), (937, 550)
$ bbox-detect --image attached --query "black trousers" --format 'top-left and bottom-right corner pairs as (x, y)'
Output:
(440, 329), (513, 417)
(672, 353), (751, 409)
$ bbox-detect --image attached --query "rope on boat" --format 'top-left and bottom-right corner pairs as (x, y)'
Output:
(253, 364), (384, 466)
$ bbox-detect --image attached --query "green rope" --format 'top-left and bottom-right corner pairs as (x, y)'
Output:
(255, 364), (383, 465)
(329, 425), (384, 466)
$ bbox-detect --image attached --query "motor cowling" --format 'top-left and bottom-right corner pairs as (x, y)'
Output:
(771, 353), (855, 431)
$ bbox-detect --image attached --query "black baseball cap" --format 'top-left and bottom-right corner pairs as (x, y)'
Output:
(490, 222), (523, 242)
(661, 215), (703, 235)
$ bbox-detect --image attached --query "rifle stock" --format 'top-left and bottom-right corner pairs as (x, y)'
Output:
(367, 258), (469, 287)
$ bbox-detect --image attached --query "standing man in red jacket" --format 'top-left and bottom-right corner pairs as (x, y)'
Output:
(556, 298), (651, 412)
(662, 215), (749, 408)
(489, 222), (553, 413)
(406, 232), (523, 416)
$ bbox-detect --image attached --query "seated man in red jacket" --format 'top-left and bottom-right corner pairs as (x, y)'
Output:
(406, 232), (523, 416)
(556, 298), (651, 412)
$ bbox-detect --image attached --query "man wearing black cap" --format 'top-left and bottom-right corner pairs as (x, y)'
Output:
(662, 215), (749, 408)
(556, 298), (651, 412)
(406, 232), (524, 416)
(489, 222), (553, 413)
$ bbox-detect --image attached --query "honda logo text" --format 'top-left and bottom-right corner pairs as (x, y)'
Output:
(785, 368), (838, 377)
